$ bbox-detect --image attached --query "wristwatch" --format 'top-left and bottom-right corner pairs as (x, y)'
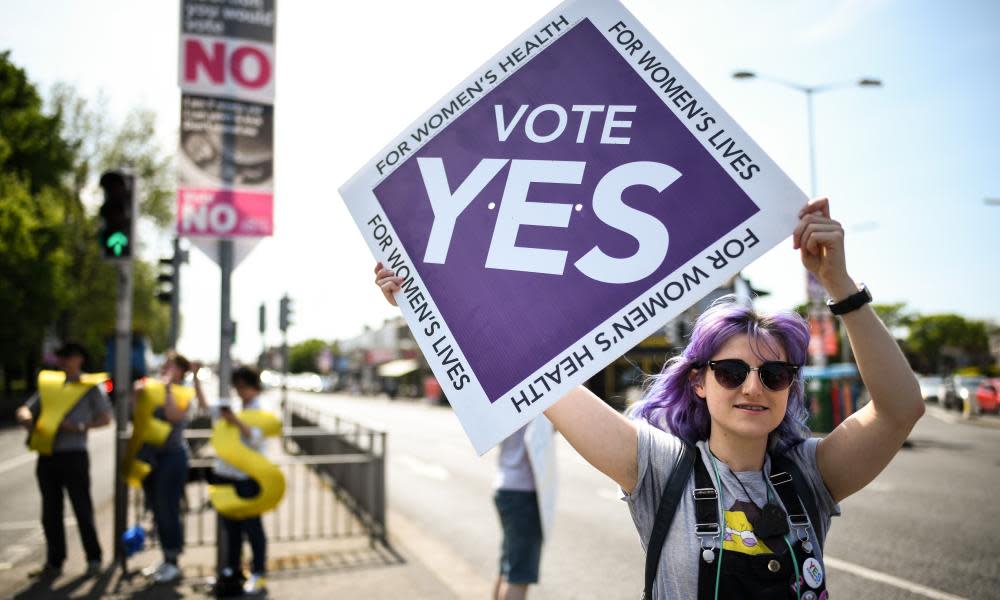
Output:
(827, 284), (871, 315)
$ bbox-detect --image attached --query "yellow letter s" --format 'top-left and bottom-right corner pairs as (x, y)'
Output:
(209, 409), (285, 519)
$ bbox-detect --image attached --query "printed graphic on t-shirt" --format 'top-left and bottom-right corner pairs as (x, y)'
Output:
(721, 500), (785, 555)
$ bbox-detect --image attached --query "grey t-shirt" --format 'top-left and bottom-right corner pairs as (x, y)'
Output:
(26, 384), (112, 453)
(624, 423), (840, 599)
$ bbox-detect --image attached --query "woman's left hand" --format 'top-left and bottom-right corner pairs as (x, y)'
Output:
(793, 198), (855, 297)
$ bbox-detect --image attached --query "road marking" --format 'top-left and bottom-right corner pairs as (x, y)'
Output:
(824, 556), (969, 600)
(0, 451), (35, 476)
(0, 540), (38, 571)
(396, 455), (451, 481)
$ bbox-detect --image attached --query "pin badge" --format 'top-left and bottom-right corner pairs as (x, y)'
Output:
(802, 557), (824, 589)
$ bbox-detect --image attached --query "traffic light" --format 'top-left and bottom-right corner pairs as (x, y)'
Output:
(156, 258), (175, 304)
(98, 170), (134, 259)
(279, 294), (293, 332)
(259, 303), (266, 334)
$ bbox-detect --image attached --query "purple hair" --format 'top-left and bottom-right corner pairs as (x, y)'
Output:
(631, 297), (812, 453)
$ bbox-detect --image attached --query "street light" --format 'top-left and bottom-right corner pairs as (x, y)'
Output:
(734, 70), (882, 366)
(732, 71), (882, 196)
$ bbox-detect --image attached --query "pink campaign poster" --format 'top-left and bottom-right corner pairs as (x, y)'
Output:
(177, 188), (273, 237)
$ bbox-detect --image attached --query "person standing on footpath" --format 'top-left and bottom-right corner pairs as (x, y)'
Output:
(136, 351), (203, 584)
(211, 365), (271, 596)
(492, 423), (553, 600)
(16, 341), (112, 578)
(374, 262), (555, 600)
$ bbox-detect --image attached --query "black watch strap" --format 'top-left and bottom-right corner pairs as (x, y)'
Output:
(827, 284), (871, 315)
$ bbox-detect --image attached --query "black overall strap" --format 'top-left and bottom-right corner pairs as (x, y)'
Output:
(770, 450), (825, 548)
(692, 452), (722, 600)
(691, 452), (721, 539)
(642, 443), (695, 600)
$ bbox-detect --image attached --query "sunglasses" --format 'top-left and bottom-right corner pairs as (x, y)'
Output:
(702, 359), (800, 392)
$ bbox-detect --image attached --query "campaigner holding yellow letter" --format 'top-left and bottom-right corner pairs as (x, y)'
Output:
(125, 373), (195, 487)
(210, 366), (283, 595)
(15, 341), (112, 578)
(134, 351), (203, 584)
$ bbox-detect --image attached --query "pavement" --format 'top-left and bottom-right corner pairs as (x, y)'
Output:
(0, 492), (477, 599)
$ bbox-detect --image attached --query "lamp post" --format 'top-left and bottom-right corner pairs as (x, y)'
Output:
(733, 71), (881, 366)
(732, 72), (882, 196)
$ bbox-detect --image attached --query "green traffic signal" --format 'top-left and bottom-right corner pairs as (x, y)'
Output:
(106, 231), (129, 257)
(99, 170), (134, 259)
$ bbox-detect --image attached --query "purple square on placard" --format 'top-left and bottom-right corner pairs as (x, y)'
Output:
(374, 18), (758, 403)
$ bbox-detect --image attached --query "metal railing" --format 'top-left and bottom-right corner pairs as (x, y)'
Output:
(287, 405), (387, 546)
(125, 404), (387, 551)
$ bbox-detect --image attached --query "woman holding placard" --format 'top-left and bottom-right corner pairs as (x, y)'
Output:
(375, 198), (923, 599)
(134, 351), (202, 584)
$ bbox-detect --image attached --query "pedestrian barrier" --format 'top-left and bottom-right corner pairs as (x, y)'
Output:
(125, 404), (388, 551)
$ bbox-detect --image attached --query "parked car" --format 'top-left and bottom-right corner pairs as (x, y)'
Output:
(944, 375), (985, 412)
(975, 378), (1000, 414)
(916, 375), (945, 404)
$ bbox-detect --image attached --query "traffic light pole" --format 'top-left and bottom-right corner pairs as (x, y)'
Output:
(100, 169), (135, 573)
(111, 225), (134, 572)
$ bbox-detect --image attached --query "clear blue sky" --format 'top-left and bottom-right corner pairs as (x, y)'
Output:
(1, 0), (997, 363)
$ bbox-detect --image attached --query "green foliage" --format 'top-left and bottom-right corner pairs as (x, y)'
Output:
(0, 52), (77, 377)
(0, 53), (171, 385)
(98, 109), (174, 227)
(49, 84), (174, 229)
(0, 52), (74, 193)
(0, 175), (58, 367)
(871, 302), (913, 331)
(289, 339), (330, 374)
(905, 314), (991, 374)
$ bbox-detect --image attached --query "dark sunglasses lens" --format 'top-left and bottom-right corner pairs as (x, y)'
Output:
(760, 364), (795, 391)
(713, 361), (748, 389)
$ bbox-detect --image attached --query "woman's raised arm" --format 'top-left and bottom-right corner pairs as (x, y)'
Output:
(795, 198), (924, 502)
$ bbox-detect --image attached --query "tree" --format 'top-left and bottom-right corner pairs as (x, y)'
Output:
(871, 303), (913, 332)
(0, 53), (173, 408)
(48, 85), (174, 360)
(906, 314), (991, 374)
(0, 53), (76, 396)
(289, 339), (330, 374)
(0, 52), (74, 194)
(49, 84), (174, 228)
